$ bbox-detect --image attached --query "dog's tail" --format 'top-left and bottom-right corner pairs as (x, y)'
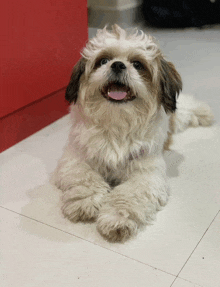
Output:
(171, 94), (214, 133)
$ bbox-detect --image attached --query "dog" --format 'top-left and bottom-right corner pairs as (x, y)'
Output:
(53, 25), (213, 242)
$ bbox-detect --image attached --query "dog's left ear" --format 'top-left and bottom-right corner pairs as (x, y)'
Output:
(159, 58), (182, 113)
(65, 58), (86, 104)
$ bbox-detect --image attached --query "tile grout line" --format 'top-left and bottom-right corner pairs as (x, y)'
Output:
(0, 205), (177, 279)
(171, 276), (205, 287)
(170, 209), (220, 287)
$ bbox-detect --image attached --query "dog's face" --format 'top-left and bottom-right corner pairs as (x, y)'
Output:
(66, 25), (182, 120)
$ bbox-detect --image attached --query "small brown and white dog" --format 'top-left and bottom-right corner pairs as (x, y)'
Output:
(53, 25), (213, 242)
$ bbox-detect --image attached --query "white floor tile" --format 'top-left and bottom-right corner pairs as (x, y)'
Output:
(178, 212), (220, 287)
(1, 124), (219, 277)
(0, 208), (175, 287)
(171, 278), (202, 287)
(0, 115), (70, 207)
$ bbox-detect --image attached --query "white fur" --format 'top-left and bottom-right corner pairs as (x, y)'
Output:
(173, 94), (214, 133)
(52, 25), (213, 242)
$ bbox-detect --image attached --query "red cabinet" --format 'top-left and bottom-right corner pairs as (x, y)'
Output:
(0, 0), (88, 152)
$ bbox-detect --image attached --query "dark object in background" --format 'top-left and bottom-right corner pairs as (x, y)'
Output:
(143, 0), (220, 28)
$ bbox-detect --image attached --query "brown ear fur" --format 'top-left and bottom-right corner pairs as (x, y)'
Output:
(65, 58), (86, 104)
(159, 58), (182, 113)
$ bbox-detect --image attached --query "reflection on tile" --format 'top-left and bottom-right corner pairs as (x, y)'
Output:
(0, 115), (70, 175)
(1, 208), (175, 287)
(179, 212), (220, 287)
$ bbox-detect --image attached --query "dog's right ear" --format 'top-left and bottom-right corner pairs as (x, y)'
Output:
(65, 58), (86, 104)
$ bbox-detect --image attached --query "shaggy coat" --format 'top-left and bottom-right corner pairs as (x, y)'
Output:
(53, 25), (213, 242)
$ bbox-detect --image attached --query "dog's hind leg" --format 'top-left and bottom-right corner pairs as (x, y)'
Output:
(170, 94), (214, 133)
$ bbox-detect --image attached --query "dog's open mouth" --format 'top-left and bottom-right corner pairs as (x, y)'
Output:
(101, 82), (136, 103)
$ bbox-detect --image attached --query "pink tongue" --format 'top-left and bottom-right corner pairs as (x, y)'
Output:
(108, 91), (127, 100)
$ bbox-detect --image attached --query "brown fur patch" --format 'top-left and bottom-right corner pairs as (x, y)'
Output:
(128, 53), (153, 82)
(169, 113), (176, 133)
(163, 114), (176, 151)
(163, 131), (173, 151)
(159, 58), (182, 113)
(65, 58), (86, 104)
(94, 50), (115, 69)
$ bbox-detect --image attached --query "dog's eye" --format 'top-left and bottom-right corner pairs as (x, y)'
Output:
(132, 61), (144, 70)
(100, 58), (109, 66)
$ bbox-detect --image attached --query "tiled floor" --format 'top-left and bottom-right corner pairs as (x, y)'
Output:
(1, 26), (220, 287)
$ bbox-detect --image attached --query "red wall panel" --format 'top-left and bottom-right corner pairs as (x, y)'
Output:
(0, 0), (88, 152)
(0, 0), (88, 118)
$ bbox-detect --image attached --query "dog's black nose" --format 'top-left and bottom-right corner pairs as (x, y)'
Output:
(111, 61), (126, 73)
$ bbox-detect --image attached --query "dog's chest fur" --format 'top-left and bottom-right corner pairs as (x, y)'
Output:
(69, 106), (169, 186)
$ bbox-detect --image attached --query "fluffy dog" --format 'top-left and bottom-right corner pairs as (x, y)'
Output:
(53, 25), (213, 242)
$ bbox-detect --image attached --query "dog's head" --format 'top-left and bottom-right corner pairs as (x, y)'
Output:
(66, 25), (182, 117)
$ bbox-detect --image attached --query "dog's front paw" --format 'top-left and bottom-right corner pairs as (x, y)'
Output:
(62, 187), (104, 222)
(97, 209), (138, 242)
